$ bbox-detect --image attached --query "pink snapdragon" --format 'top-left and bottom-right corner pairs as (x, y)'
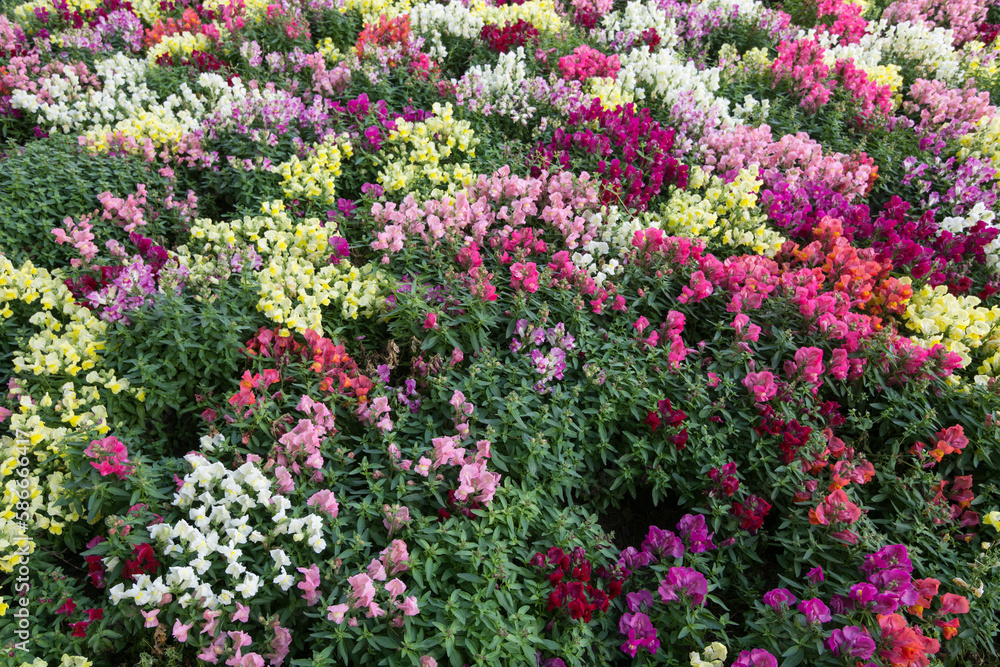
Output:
(742, 371), (777, 403)
(798, 597), (832, 624)
(785, 346), (825, 385)
(732, 314), (762, 342)
(173, 619), (193, 642)
(327, 603), (349, 624)
(771, 38), (833, 112)
(510, 261), (540, 293)
(51, 214), (99, 266)
(98, 184), (148, 232)
(383, 504), (411, 536)
(231, 602), (250, 623)
(297, 564), (322, 606)
(381, 539), (410, 575)
(455, 459), (501, 505)
(274, 466), (295, 494)
(84, 435), (134, 479)
(558, 45), (620, 81)
(348, 573), (376, 609)
(307, 489), (339, 517)
(732, 649), (779, 667)
(679, 270), (714, 303)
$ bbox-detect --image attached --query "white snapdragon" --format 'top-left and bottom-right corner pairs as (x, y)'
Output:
(191, 556), (212, 575)
(218, 543), (243, 563)
(109, 583), (128, 605)
(700, 0), (764, 19)
(455, 48), (539, 124)
(199, 433), (225, 452)
(274, 567), (295, 591)
(192, 582), (216, 607)
(271, 495), (292, 522)
(616, 46), (733, 148)
(570, 208), (638, 285)
(190, 505), (211, 529)
(732, 94), (771, 123)
(209, 505), (231, 525)
(271, 549), (292, 568)
(236, 573), (261, 599)
(816, 20), (960, 83)
(308, 534), (328, 553)
(597, 0), (679, 51)
(409, 2), (486, 59)
(225, 561), (247, 577)
(166, 566), (198, 590)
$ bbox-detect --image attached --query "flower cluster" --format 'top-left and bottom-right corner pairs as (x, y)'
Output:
(327, 540), (418, 627)
(533, 97), (687, 211)
(274, 133), (354, 206)
(509, 319), (575, 392)
(650, 166), (785, 256)
(558, 45), (620, 82)
(378, 101), (479, 197)
(530, 546), (619, 623)
(83, 435), (132, 478)
(478, 19), (538, 53)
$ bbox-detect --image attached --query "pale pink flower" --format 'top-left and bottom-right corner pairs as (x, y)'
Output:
(367, 558), (387, 582)
(383, 505), (411, 536)
(415, 457), (431, 477)
(173, 619), (194, 643)
(397, 596), (420, 616)
(385, 578), (406, 598)
(381, 540), (410, 575)
(228, 630), (252, 650)
(202, 609), (222, 637)
(232, 602), (250, 623)
(297, 564), (322, 606)
(307, 489), (339, 517)
(348, 573), (376, 608)
(327, 604), (350, 625)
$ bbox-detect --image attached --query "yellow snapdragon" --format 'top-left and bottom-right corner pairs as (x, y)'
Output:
(2, 257), (106, 378)
(587, 76), (635, 111)
(147, 30), (213, 64)
(345, 0), (408, 20)
(650, 167), (785, 256)
(202, 0), (272, 22)
(866, 63), (904, 111)
(258, 258), (386, 333)
(316, 37), (344, 64)
(471, 0), (566, 34)
(274, 134), (353, 206)
(178, 203), (390, 334)
(14, 0), (98, 24)
(690, 642), (728, 667)
(379, 102), (479, 198)
(718, 45), (772, 84)
(902, 283), (1000, 379)
(17, 658), (48, 667)
(958, 115), (1000, 180)
(0, 257), (127, 567)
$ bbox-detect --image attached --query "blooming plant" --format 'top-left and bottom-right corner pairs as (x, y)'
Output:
(4, 0), (1000, 664)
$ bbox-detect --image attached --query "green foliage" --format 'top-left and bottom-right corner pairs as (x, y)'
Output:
(0, 136), (171, 269)
(103, 282), (264, 456)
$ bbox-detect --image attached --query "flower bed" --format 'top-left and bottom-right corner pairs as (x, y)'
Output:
(2, 0), (1000, 665)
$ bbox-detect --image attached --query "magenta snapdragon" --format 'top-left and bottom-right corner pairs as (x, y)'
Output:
(84, 435), (133, 479)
